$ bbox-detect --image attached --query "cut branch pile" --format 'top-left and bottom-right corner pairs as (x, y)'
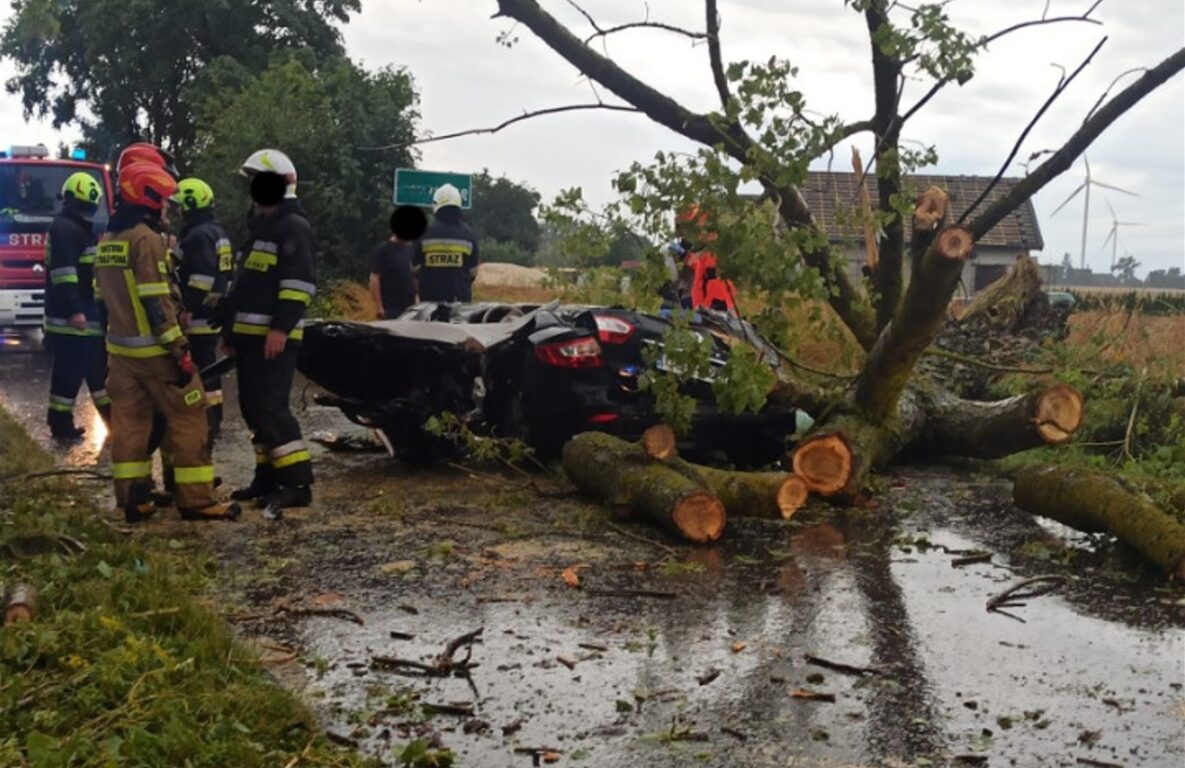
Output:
(925, 254), (1070, 398)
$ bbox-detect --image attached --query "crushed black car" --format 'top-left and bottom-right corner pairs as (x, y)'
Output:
(297, 302), (798, 467)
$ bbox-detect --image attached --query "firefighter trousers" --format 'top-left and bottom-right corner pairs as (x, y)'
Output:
(189, 334), (224, 442)
(47, 334), (109, 429)
(236, 342), (313, 488)
(107, 355), (214, 509)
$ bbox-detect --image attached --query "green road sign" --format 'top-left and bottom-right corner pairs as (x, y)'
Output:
(393, 168), (472, 209)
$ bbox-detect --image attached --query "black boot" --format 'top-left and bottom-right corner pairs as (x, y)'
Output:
(48, 409), (85, 440)
(179, 501), (242, 522)
(123, 482), (157, 524)
(231, 465), (274, 502)
(230, 479), (273, 502)
(260, 485), (312, 521)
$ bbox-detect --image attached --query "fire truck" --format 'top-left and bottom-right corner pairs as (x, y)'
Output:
(0, 144), (115, 344)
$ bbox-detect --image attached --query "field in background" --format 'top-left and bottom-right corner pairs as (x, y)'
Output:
(1066, 310), (1185, 377)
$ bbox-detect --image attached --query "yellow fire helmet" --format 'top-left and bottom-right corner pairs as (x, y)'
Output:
(61, 172), (102, 204)
(171, 177), (215, 210)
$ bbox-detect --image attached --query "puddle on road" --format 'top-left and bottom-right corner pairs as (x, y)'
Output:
(3, 349), (1183, 767)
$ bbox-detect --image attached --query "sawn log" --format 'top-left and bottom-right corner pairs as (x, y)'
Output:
(563, 432), (726, 543)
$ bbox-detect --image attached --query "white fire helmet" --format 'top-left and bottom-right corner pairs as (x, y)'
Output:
(240, 149), (298, 198)
(433, 183), (463, 212)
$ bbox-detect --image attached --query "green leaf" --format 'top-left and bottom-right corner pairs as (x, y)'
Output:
(96, 560), (113, 579)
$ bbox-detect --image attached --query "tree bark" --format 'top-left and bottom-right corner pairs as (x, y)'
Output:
(1013, 465), (1185, 579)
(855, 226), (974, 423)
(923, 385), (1084, 458)
(865, 3), (905, 334)
(563, 432), (726, 542)
(683, 463), (807, 521)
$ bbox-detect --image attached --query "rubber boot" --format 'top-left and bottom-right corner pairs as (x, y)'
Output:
(179, 501), (242, 522)
(260, 485), (312, 521)
(123, 482), (157, 524)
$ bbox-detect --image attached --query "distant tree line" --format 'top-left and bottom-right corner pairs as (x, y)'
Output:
(1050, 254), (1185, 290)
(0, 0), (653, 279)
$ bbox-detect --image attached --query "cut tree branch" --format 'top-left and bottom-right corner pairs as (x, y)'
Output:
(958, 37), (1107, 225)
(361, 103), (641, 150)
(967, 46), (1185, 241)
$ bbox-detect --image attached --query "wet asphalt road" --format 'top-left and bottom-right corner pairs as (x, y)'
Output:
(1, 347), (1183, 768)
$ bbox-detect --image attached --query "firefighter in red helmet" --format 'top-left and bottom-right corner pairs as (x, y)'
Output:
(94, 161), (239, 523)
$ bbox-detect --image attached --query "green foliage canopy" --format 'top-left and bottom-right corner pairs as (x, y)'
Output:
(188, 53), (419, 279)
(0, 0), (359, 159)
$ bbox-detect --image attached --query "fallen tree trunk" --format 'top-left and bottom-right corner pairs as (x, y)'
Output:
(1013, 464), (1185, 579)
(793, 384), (1084, 497)
(563, 432), (726, 542)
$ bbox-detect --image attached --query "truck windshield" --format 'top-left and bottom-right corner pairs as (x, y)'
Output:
(0, 163), (110, 231)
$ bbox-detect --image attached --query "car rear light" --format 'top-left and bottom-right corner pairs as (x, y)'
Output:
(534, 337), (605, 369)
(586, 413), (619, 424)
(593, 314), (635, 345)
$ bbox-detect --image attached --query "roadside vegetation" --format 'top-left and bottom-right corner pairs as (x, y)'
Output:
(0, 407), (370, 767)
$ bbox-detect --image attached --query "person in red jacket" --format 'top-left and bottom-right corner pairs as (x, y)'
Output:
(674, 205), (737, 315)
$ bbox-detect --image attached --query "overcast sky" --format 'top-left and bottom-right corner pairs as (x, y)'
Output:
(2, 0), (1181, 275)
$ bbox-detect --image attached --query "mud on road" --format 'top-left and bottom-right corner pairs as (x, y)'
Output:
(1, 350), (1183, 767)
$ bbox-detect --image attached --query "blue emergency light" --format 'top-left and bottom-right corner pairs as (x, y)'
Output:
(70, 148), (87, 160)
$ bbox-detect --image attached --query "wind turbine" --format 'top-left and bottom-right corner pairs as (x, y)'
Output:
(1099, 200), (1142, 271)
(1051, 156), (1138, 271)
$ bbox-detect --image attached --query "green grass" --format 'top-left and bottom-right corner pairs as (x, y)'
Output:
(0, 407), (372, 767)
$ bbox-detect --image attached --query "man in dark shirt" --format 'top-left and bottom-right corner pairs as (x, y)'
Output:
(412, 184), (479, 303)
(369, 206), (428, 319)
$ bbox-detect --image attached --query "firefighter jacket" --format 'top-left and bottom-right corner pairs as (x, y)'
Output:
(94, 206), (187, 360)
(43, 198), (102, 337)
(176, 208), (234, 337)
(226, 199), (317, 343)
(413, 207), (479, 303)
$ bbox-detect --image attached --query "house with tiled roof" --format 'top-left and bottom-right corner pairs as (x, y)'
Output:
(800, 172), (1044, 295)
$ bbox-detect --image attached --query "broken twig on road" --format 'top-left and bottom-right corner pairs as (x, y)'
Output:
(986, 575), (1067, 614)
(804, 654), (885, 677)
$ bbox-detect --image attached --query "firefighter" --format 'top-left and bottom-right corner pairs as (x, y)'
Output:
(44, 172), (109, 438)
(94, 161), (239, 523)
(412, 184), (479, 303)
(111, 142), (181, 503)
(226, 149), (316, 519)
(171, 177), (234, 441)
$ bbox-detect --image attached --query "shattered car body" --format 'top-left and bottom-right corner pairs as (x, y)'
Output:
(298, 302), (797, 466)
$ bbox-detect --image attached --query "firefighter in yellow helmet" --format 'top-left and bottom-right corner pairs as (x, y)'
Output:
(94, 161), (240, 523)
(44, 172), (109, 438)
(170, 177), (234, 442)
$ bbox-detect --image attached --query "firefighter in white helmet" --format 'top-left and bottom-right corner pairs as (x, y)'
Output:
(411, 183), (480, 303)
(223, 149), (316, 519)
